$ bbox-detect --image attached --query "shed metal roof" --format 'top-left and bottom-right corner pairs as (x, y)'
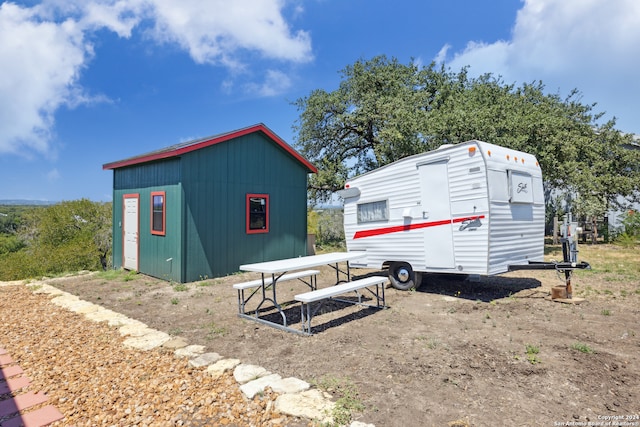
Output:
(102, 123), (317, 173)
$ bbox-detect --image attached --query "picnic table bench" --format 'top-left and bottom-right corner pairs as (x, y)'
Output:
(233, 269), (319, 315)
(294, 275), (388, 334)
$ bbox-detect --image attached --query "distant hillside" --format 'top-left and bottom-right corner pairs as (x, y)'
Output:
(0, 200), (53, 206)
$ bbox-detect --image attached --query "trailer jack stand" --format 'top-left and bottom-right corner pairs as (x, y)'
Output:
(509, 214), (590, 304)
(550, 275), (580, 303)
(565, 273), (573, 299)
(550, 269), (585, 304)
(549, 214), (587, 304)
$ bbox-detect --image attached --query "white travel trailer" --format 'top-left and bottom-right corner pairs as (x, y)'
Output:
(340, 140), (547, 290)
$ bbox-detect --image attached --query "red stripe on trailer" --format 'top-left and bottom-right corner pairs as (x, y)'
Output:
(353, 215), (485, 239)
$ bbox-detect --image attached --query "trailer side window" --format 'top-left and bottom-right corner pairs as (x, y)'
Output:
(246, 194), (269, 234)
(487, 170), (509, 202)
(509, 171), (534, 204)
(357, 200), (388, 223)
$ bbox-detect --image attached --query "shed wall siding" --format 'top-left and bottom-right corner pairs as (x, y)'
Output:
(180, 132), (308, 282)
(111, 161), (183, 283)
(114, 159), (181, 189)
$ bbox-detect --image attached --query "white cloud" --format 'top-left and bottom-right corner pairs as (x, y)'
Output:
(36, 0), (146, 36)
(443, 0), (640, 132)
(147, 0), (313, 67)
(46, 168), (61, 181)
(0, 2), (89, 155)
(77, 0), (145, 37)
(244, 69), (292, 97)
(434, 44), (450, 66)
(0, 0), (312, 157)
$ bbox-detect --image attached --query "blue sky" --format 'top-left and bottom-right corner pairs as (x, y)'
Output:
(1, 0), (639, 202)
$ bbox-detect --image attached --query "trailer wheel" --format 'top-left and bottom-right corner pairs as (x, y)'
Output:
(388, 262), (422, 290)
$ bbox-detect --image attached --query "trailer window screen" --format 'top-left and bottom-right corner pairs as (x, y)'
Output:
(151, 191), (166, 236)
(509, 171), (534, 204)
(357, 200), (388, 223)
(247, 194), (269, 234)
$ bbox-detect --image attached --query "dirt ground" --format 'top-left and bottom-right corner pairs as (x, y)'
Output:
(51, 246), (640, 426)
(0, 285), (298, 427)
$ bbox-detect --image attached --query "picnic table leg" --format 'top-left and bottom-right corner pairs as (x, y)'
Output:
(271, 273), (277, 303)
(272, 273), (288, 327)
(329, 261), (352, 284)
(237, 289), (244, 314)
(376, 284), (385, 308)
(253, 273), (265, 318)
(299, 302), (312, 334)
(253, 273), (289, 327)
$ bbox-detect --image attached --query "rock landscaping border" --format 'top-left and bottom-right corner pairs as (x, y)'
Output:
(0, 279), (374, 426)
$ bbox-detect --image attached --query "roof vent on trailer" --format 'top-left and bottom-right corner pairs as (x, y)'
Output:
(437, 144), (454, 150)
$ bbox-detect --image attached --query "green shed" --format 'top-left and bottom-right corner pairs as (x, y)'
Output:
(102, 124), (317, 283)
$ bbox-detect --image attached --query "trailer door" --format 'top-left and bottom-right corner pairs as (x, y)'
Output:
(418, 160), (455, 268)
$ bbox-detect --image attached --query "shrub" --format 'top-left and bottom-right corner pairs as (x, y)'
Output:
(616, 210), (640, 247)
(622, 210), (640, 237)
(0, 200), (112, 281)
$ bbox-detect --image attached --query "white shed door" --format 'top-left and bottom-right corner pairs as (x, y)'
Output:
(123, 195), (139, 271)
(418, 161), (455, 268)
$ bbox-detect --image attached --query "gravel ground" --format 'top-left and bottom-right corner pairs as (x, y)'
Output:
(0, 283), (302, 426)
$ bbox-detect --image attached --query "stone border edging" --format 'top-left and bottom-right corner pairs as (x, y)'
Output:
(5, 279), (375, 427)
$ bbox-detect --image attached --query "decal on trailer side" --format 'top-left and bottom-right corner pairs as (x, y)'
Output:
(353, 215), (485, 239)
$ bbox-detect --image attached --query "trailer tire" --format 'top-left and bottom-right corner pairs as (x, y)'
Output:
(388, 262), (422, 290)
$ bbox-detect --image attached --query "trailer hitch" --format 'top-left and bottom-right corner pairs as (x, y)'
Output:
(507, 213), (591, 300)
(507, 261), (591, 272)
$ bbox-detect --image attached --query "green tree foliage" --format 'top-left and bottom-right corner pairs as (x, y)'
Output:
(294, 56), (434, 201)
(614, 210), (640, 247)
(307, 208), (345, 247)
(0, 200), (112, 280)
(294, 55), (640, 219)
(0, 206), (27, 234)
(621, 210), (640, 238)
(0, 235), (24, 255)
(0, 206), (29, 255)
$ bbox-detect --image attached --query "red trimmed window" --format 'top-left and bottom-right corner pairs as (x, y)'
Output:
(246, 194), (269, 234)
(151, 191), (166, 236)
